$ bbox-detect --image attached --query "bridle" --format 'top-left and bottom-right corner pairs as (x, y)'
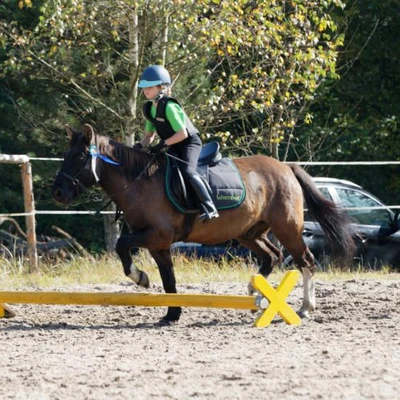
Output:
(56, 146), (158, 213)
(56, 151), (92, 193)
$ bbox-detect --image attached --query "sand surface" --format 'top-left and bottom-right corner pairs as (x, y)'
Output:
(1, 276), (399, 399)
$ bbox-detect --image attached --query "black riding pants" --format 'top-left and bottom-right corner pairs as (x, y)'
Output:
(172, 134), (202, 181)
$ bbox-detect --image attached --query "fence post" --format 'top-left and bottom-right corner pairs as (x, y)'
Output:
(21, 162), (38, 272)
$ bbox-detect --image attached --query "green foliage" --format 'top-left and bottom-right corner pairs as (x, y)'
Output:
(0, 0), (345, 156)
(182, 0), (345, 157)
(292, 0), (400, 205)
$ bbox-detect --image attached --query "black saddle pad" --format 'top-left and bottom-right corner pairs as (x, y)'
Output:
(165, 155), (246, 214)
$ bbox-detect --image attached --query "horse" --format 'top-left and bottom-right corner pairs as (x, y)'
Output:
(51, 124), (356, 324)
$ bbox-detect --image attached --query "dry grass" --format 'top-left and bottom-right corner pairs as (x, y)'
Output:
(0, 251), (399, 290)
(0, 251), (259, 290)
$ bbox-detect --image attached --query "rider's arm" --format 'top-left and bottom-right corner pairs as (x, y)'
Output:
(141, 128), (156, 147)
(164, 102), (189, 146)
(140, 115), (157, 147)
(164, 128), (188, 146)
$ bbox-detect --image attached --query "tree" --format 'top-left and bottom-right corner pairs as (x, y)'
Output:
(292, 0), (400, 204)
(182, 0), (345, 159)
(2, 0), (345, 157)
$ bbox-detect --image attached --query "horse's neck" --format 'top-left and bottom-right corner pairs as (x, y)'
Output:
(98, 162), (131, 206)
(97, 152), (164, 208)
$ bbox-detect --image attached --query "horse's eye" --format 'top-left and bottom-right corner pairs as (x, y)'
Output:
(78, 152), (86, 161)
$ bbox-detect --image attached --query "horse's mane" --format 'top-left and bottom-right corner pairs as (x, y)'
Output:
(96, 135), (163, 181)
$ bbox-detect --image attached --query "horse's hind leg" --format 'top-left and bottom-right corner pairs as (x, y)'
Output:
(293, 248), (316, 318)
(149, 249), (181, 324)
(297, 248), (317, 317)
(238, 232), (282, 295)
(273, 227), (317, 317)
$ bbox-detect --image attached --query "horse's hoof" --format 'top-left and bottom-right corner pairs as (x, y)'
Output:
(138, 271), (150, 288)
(297, 309), (310, 319)
(157, 318), (178, 327)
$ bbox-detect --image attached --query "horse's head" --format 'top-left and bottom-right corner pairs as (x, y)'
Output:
(52, 124), (97, 205)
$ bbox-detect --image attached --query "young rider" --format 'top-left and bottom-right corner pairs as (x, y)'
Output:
(136, 65), (219, 222)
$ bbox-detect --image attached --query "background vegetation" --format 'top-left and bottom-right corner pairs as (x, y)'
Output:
(0, 0), (399, 252)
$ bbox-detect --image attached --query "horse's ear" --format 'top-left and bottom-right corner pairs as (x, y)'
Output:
(82, 124), (95, 145)
(65, 125), (74, 140)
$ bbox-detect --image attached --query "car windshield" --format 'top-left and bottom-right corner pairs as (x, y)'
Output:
(336, 188), (392, 226)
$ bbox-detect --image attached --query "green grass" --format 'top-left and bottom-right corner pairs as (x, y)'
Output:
(0, 251), (399, 290)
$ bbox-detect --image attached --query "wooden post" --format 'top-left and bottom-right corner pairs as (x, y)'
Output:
(21, 162), (38, 272)
(0, 155), (38, 272)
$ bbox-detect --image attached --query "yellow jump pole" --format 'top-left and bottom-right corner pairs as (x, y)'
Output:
(0, 272), (301, 327)
(0, 291), (259, 311)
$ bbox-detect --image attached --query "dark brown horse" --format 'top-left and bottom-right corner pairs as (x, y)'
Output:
(52, 124), (356, 324)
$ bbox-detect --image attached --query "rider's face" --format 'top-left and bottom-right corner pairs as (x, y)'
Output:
(143, 85), (161, 100)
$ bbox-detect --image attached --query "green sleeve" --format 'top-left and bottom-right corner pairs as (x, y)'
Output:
(144, 103), (156, 132)
(165, 102), (186, 132)
(145, 119), (156, 133)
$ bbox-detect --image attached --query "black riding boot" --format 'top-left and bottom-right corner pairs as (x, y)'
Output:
(189, 175), (219, 221)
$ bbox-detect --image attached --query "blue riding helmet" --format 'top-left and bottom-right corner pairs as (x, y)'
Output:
(138, 65), (171, 88)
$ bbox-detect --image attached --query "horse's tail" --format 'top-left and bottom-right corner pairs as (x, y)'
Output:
(289, 164), (357, 266)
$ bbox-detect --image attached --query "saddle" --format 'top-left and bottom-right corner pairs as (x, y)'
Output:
(165, 142), (246, 213)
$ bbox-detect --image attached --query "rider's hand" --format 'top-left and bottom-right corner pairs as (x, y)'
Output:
(149, 140), (168, 154)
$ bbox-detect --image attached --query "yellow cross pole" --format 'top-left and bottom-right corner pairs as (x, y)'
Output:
(251, 271), (302, 328)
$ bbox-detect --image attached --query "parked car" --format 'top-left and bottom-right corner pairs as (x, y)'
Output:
(297, 177), (400, 268)
(172, 178), (400, 268)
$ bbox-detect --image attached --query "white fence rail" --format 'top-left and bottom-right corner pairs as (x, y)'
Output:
(1, 155), (400, 271)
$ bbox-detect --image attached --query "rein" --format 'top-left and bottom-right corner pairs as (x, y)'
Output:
(164, 152), (191, 166)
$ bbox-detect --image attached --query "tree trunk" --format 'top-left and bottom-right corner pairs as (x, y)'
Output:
(271, 142), (279, 160)
(160, 12), (169, 65)
(104, 9), (139, 253)
(126, 9), (139, 146)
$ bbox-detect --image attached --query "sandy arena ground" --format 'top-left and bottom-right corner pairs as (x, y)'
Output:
(1, 276), (399, 400)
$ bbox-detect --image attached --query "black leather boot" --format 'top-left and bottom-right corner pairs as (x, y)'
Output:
(189, 175), (219, 221)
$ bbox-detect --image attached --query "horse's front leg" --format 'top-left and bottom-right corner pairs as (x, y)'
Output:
(115, 233), (150, 288)
(149, 249), (181, 324)
(115, 231), (180, 323)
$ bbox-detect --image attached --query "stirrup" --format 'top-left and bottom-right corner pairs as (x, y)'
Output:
(199, 209), (219, 222)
